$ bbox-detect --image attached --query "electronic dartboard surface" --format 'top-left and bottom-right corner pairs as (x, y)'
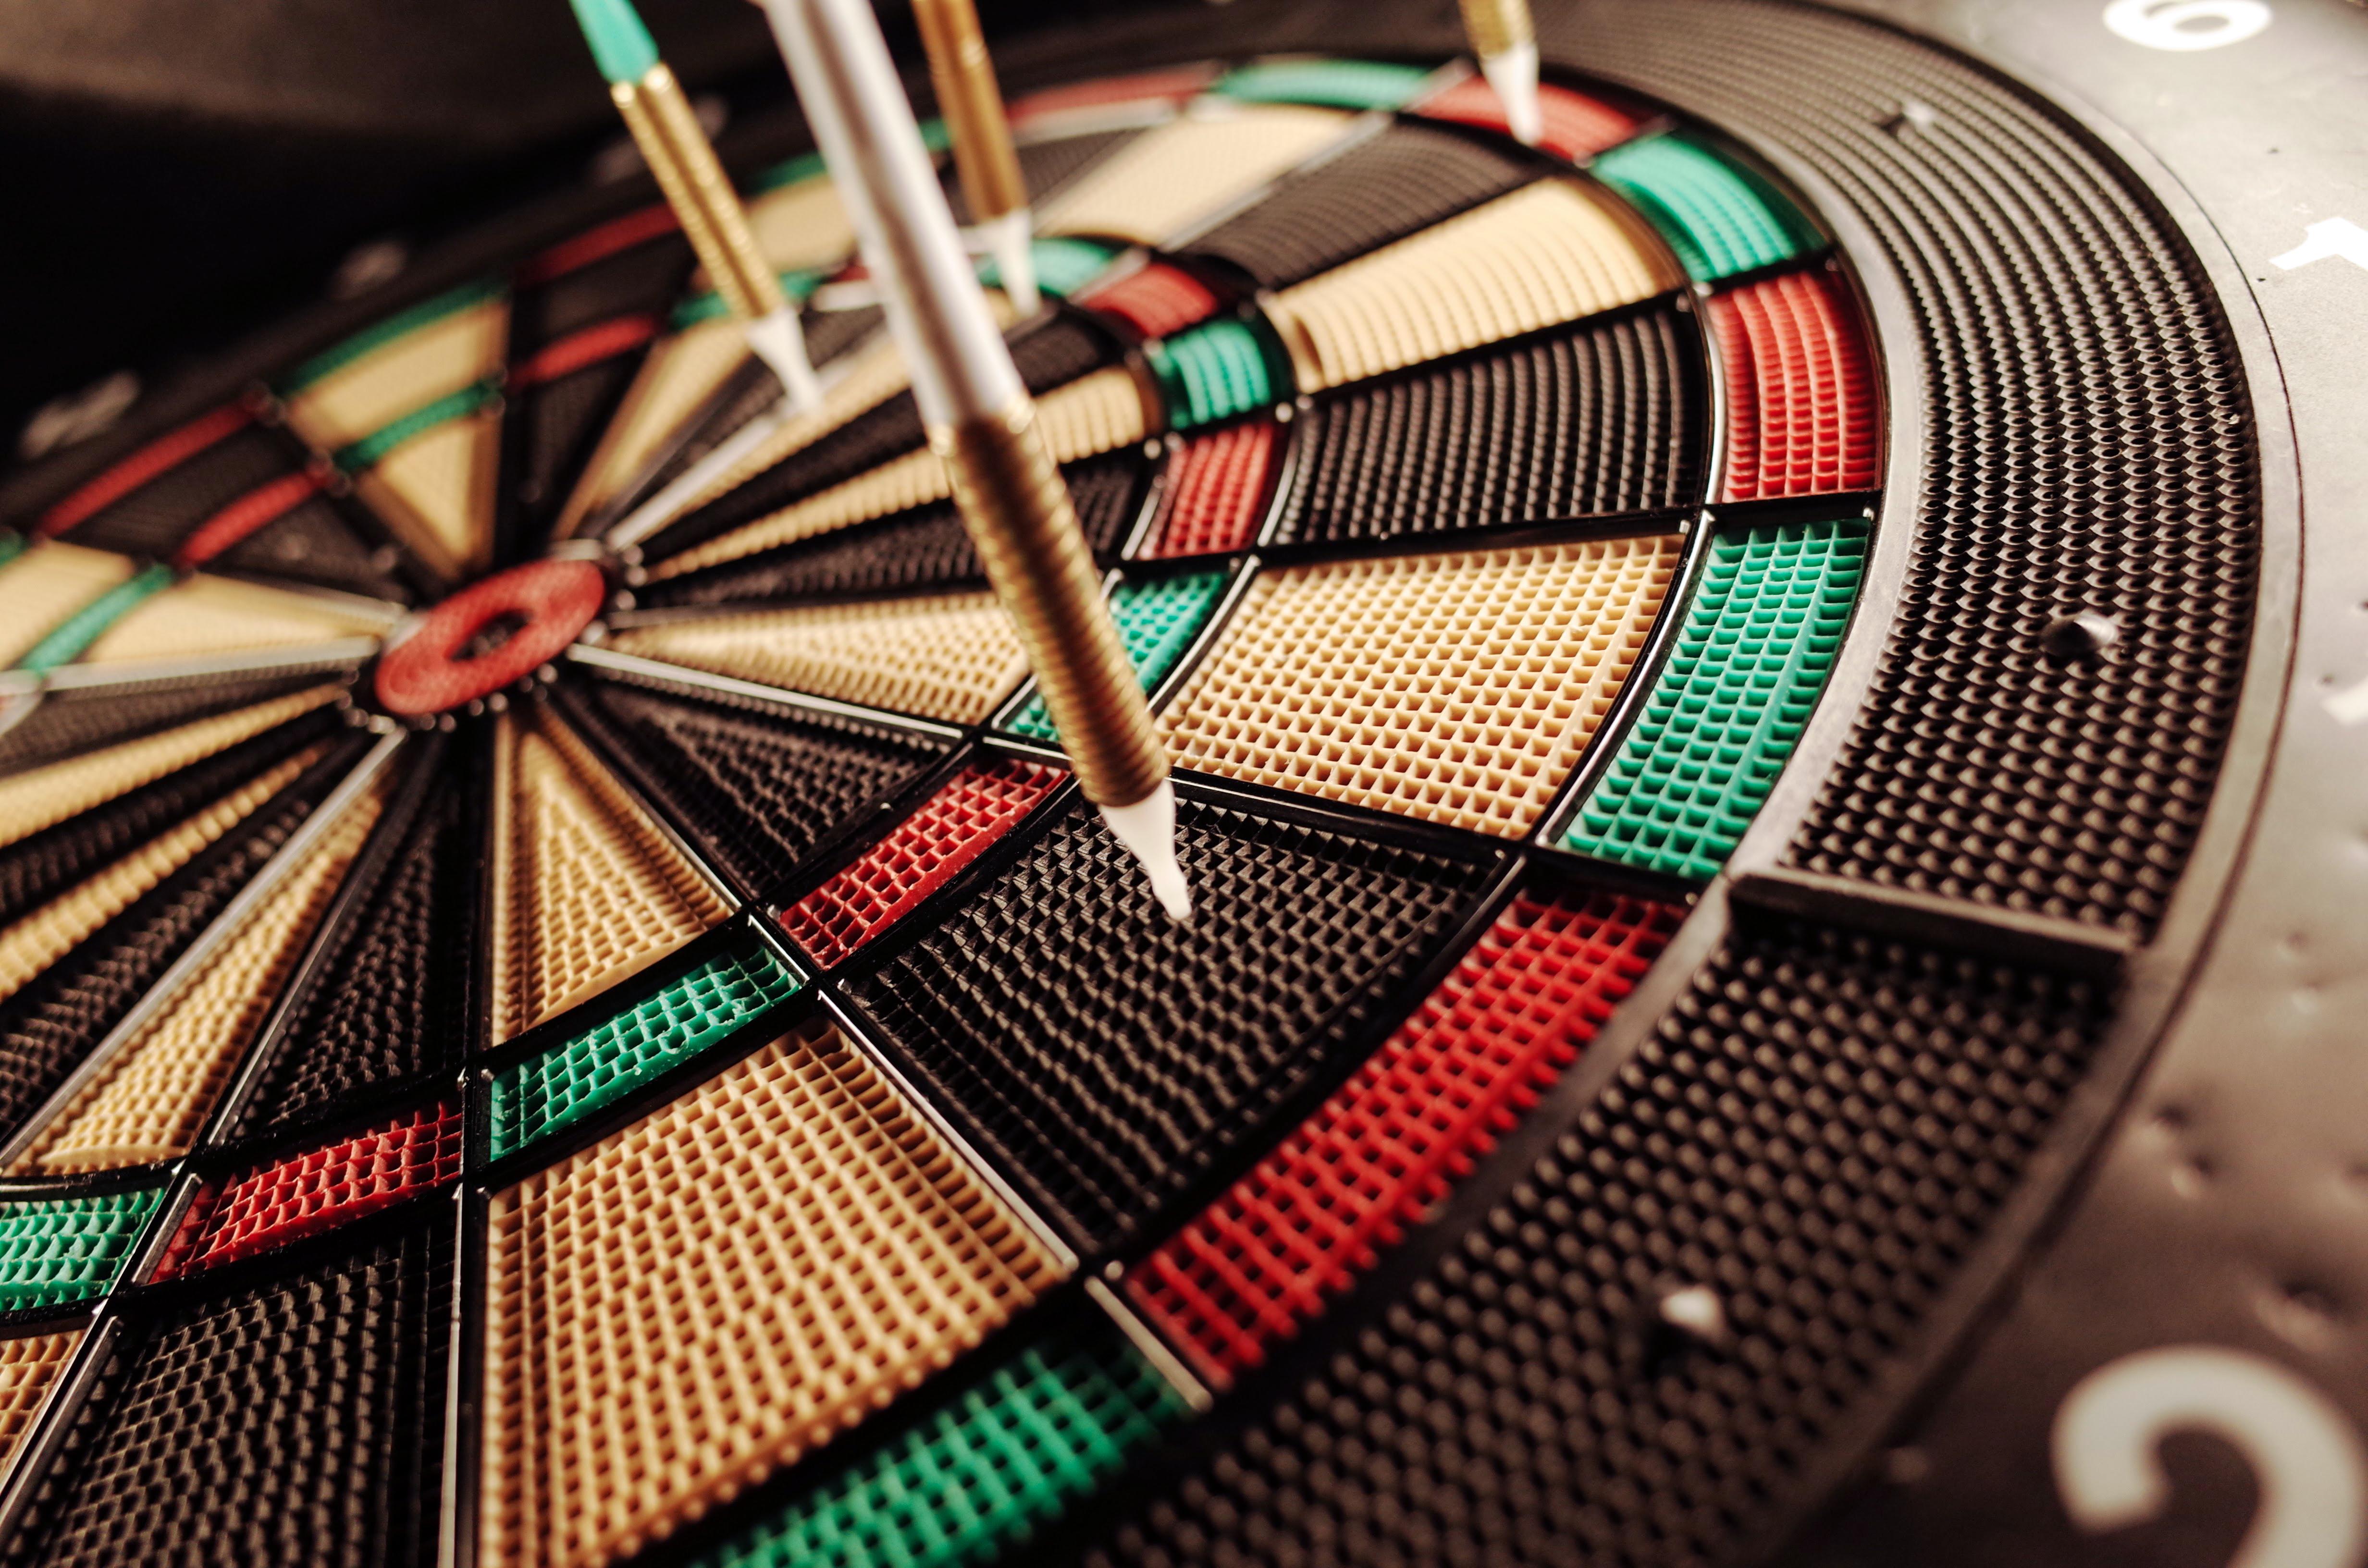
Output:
(0, 1), (2360, 1565)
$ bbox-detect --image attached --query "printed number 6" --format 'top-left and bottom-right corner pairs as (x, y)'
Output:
(2055, 1347), (2368, 1568)
(2104, 0), (2271, 50)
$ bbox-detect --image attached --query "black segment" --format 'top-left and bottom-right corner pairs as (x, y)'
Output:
(60, 424), (290, 563)
(508, 357), (641, 527)
(846, 797), (1497, 1253)
(6, 1219), (452, 1568)
(1183, 121), (1537, 288)
(0, 672), (343, 780)
(512, 229), (690, 348)
(800, 304), (883, 369)
(637, 448), (1145, 607)
(1551, 0), (2259, 938)
(944, 127), (1140, 224)
(0, 735), (367, 1143)
(1083, 916), (2109, 1568)
(231, 765), (475, 1139)
(0, 704), (344, 928)
(562, 678), (949, 901)
(211, 491), (412, 602)
(1271, 307), (1702, 543)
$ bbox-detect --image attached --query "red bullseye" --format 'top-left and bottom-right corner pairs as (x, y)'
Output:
(373, 559), (606, 717)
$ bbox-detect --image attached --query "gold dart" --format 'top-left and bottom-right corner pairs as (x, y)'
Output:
(568, 0), (825, 411)
(1459, 0), (1542, 146)
(752, 0), (1191, 920)
(911, 0), (1039, 314)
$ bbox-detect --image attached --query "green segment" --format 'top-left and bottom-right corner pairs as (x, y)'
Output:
(486, 934), (803, 1161)
(1009, 571), (1228, 740)
(985, 238), (1118, 299)
(1213, 58), (1431, 110)
(333, 378), (504, 473)
(15, 563), (175, 674)
(1591, 133), (1821, 282)
(672, 270), (826, 331)
(688, 1320), (1186, 1568)
(0, 1186), (165, 1310)
(1564, 518), (1868, 880)
(567, 0), (660, 84)
(0, 530), (24, 572)
(1147, 318), (1282, 429)
(276, 278), (506, 394)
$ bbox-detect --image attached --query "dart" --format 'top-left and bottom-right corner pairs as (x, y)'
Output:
(567, 0), (825, 412)
(750, 0), (1190, 920)
(1458, 0), (1541, 146)
(911, 0), (1039, 315)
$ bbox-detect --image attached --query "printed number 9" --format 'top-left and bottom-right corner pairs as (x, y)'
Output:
(2104, 0), (2271, 50)
(2054, 1347), (2367, 1568)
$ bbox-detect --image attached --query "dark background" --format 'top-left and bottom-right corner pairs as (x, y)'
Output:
(0, 0), (1157, 460)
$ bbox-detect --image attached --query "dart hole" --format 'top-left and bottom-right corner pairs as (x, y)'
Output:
(459, 610), (533, 662)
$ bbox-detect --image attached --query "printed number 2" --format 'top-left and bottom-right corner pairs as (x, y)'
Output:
(2055, 1347), (2368, 1568)
(2104, 0), (2272, 49)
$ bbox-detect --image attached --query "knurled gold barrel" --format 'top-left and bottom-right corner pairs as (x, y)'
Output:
(911, 0), (1027, 222)
(613, 63), (789, 323)
(1457, 0), (1534, 59)
(934, 400), (1168, 808)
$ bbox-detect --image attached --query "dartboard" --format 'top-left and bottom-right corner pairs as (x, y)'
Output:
(0, 0), (2358, 1564)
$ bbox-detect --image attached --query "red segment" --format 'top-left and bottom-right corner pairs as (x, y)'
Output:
(1710, 270), (1880, 502)
(517, 202), (680, 286)
(37, 403), (252, 539)
(155, 1101), (465, 1280)
(1408, 75), (1643, 162)
(509, 315), (663, 389)
(782, 760), (1059, 969)
(1007, 67), (1216, 127)
(1126, 888), (1681, 1384)
(372, 558), (606, 717)
(1077, 263), (1222, 341)
(1140, 421), (1279, 559)
(172, 470), (326, 569)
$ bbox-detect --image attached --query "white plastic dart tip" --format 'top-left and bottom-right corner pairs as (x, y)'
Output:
(1481, 41), (1544, 147)
(1098, 781), (1192, 922)
(744, 306), (826, 414)
(973, 208), (1041, 317)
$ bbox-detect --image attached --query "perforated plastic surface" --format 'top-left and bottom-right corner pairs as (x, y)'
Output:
(686, 1313), (1184, 1568)
(481, 1018), (1063, 1568)
(10, 1219), (451, 1568)
(1005, 571), (1226, 740)
(1145, 320), (1282, 431)
(1592, 131), (1821, 282)
(1409, 74), (1644, 161)
(781, 760), (1059, 971)
(1074, 263), (1221, 341)
(486, 931), (802, 1159)
(1084, 919), (2110, 1568)
(1037, 106), (1352, 246)
(1264, 180), (1678, 392)
(0, 1332), (77, 1481)
(1569, 519), (1867, 879)
(159, 1100), (464, 1277)
(40, 421), (301, 565)
(1185, 122), (1534, 289)
(1711, 270), (1879, 501)
(610, 594), (1029, 726)
(77, 574), (384, 667)
(0, 671), (332, 781)
(0, 1186), (163, 1310)
(1273, 307), (1699, 544)
(849, 796), (1496, 1251)
(565, 680), (945, 901)
(1129, 888), (1678, 1382)
(1158, 539), (1678, 836)
(1137, 420), (1278, 559)
(0, 546), (138, 672)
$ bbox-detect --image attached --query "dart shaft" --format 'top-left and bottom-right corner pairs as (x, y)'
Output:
(910, 0), (1027, 225)
(611, 64), (789, 325)
(1457, 0), (1533, 60)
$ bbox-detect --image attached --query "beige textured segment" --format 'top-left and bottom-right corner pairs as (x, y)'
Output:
(0, 686), (338, 851)
(0, 748), (324, 1008)
(352, 413), (501, 577)
(611, 593), (1027, 724)
(489, 710), (730, 1043)
(282, 299), (509, 448)
(650, 366), (1148, 579)
(80, 576), (385, 666)
(481, 1018), (1063, 1568)
(15, 778), (389, 1175)
(742, 172), (859, 274)
(1037, 104), (1353, 245)
(553, 319), (749, 539)
(0, 1331), (79, 1482)
(1158, 537), (1681, 836)
(0, 545), (139, 669)
(670, 331), (916, 522)
(1263, 180), (1680, 392)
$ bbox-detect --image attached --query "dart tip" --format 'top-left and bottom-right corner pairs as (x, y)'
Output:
(745, 307), (826, 416)
(1480, 42), (1543, 147)
(975, 208), (1042, 317)
(1098, 781), (1193, 923)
